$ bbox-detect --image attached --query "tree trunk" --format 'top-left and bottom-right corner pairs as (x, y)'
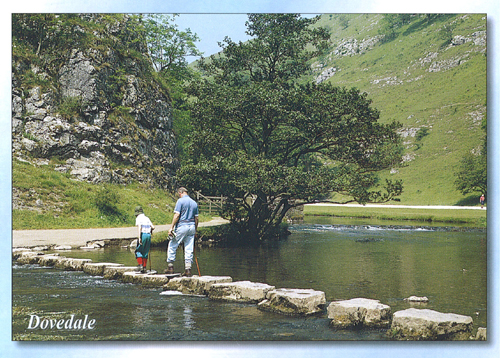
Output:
(233, 194), (291, 243)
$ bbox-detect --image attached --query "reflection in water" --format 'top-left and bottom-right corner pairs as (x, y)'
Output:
(183, 304), (194, 329)
(12, 222), (487, 340)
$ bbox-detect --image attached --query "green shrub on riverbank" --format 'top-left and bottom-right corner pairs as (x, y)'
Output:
(304, 205), (486, 227)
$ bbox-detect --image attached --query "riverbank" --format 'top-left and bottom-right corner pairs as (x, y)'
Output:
(13, 203), (487, 249)
(303, 203), (487, 227)
(12, 217), (229, 249)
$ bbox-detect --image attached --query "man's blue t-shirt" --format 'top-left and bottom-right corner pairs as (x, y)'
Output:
(174, 195), (199, 227)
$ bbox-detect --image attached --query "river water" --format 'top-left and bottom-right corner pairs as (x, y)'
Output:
(12, 218), (487, 341)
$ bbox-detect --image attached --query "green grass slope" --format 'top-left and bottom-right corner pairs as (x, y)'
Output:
(13, 159), (189, 230)
(309, 14), (486, 205)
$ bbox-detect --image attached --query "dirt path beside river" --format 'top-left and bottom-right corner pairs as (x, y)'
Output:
(12, 217), (229, 249)
(12, 204), (485, 249)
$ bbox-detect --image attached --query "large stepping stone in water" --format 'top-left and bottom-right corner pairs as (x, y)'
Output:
(37, 254), (65, 267)
(327, 298), (392, 329)
(164, 275), (233, 296)
(389, 308), (473, 340)
(55, 258), (93, 271)
(103, 266), (140, 279)
(257, 288), (326, 316)
(15, 251), (44, 264)
(208, 281), (276, 303)
(82, 262), (124, 276)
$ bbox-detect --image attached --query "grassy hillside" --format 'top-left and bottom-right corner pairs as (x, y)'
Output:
(12, 159), (216, 230)
(308, 14), (486, 205)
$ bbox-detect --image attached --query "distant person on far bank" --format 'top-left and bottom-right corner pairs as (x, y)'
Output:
(480, 194), (485, 209)
(165, 187), (199, 277)
(134, 206), (154, 273)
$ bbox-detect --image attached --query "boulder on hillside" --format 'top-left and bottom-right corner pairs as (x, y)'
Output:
(327, 298), (392, 329)
(389, 308), (473, 340)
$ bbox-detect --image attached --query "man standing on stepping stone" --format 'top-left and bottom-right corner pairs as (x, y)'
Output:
(166, 187), (199, 277)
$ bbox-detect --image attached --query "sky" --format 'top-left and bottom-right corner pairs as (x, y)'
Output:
(1, 1), (499, 358)
(174, 13), (252, 62)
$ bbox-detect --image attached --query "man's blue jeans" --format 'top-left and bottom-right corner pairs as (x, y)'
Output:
(167, 224), (195, 269)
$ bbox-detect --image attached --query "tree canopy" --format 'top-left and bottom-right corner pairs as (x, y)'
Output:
(177, 14), (403, 242)
(143, 14), (202, 77)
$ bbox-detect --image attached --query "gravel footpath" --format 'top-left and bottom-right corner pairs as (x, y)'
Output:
(12, 217), (229, 249)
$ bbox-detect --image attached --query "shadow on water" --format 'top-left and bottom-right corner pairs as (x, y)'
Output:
(12, 219), (487, 341)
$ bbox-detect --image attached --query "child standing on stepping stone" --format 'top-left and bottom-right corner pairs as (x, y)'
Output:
(134, 206), (155, 273)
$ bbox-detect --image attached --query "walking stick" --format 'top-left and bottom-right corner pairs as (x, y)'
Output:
(195, 256), (201, 276)
(149, 249), (152, 272)
(194, 235), (204, 276)
(149, 230), (153, 272)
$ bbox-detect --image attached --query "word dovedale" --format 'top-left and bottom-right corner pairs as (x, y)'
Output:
(28, 314), (96, 330)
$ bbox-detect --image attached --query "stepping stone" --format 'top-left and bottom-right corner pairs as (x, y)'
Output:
(404, 296), (429, 303)
(389, 308), (473, 340)
(476, 327), (487, 341)
(55, 258), (92, 271)
(15, 251), (43, 264)
(82, 262), (124, 276)
(164, 275), (233, 296)
(327, 298), (392, 329)
(38, 254), (65, 267)
(208, 281), (276, 303)
(258, 288), (326, 316)
(139, 273), (171, 288)
(103, 266), (139, 280)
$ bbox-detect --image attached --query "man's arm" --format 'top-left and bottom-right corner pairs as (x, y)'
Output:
(169, 212), (180, 234)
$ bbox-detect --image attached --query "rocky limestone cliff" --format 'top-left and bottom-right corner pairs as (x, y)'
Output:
(12, 15), (179, 188)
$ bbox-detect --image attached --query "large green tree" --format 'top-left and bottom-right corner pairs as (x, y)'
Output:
(177, 14), (403, 242)
(142, 14), (202, 77)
